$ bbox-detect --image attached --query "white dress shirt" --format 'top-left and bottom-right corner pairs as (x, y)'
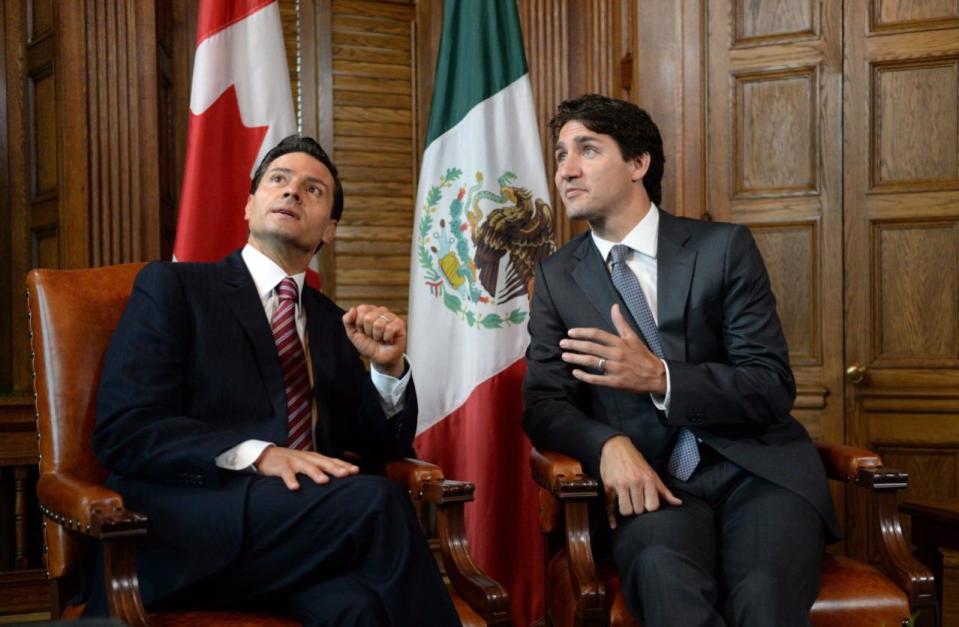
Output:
(589, 203), (671, 412)
(214, 244), (411, 471)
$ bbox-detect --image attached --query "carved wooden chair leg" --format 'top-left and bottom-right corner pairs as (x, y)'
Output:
(423, 478), (512, 626)
(860, 469), (939, 627)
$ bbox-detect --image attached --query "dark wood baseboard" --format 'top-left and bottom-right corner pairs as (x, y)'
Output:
(0, 569), (49, 616)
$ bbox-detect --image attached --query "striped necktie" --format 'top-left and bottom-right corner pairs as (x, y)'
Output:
(609, 244), (699, 481)
(272, 278), (313, 451)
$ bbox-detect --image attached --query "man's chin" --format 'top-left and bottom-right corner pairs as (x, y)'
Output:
(563, 205), (592, 221)
(250, 230), (317, 255)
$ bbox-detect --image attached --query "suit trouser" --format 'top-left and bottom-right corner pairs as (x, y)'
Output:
(611, 447), (824, 627)
(160, 474), (458, 627)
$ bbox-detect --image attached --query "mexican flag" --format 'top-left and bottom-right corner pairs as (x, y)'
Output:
(408, 1), (554, 624)
(174, 0), (295, 264)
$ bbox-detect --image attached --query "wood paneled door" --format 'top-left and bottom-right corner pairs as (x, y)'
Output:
(705, 0), (846, 465)
(699, 3), (959, 592)
(842, 0), (959, 586)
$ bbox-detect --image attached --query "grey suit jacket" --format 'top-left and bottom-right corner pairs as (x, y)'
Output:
(523, 210), (839, 540)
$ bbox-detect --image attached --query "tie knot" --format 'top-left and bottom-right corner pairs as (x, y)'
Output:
(610, 244), (631, 266)
(276, 277), (298, 303)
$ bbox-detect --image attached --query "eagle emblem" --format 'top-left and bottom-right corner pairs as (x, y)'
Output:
(417, 168), (555, 329)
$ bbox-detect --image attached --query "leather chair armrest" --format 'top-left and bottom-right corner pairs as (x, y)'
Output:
(814, 441), (882, 483)
(530, 448), (600, 498)
(37, 473), (147, 539)
(37, 473), (151, 626)
(818, 458), (938, 611)
(385, 457), (445, 497)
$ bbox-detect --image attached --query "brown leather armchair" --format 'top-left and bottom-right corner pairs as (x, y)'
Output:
(531, 443), (938, 627)
(26, 263), (510, 627)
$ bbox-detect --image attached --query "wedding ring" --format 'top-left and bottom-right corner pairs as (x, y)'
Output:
(378, 314), (391, 322)
(597, 358), (607, 373)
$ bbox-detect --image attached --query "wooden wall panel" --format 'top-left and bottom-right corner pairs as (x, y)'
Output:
(309, 0), (419, 314)
(706, 0), (845, 454)
(843, 1), (959, 578)
(735, 67), (817, 195)
(30, 72), (56, 198)
(0, 0), (11, 394)
(875, 222), (959, 362)
(1, 0), (188, 615)
(84, 0), (163, 267)
(872, 58), (959, 190)
(872, 0), (959, 31)
(751, 222), (819, 363)
(632, 0), (705, 219)
(29, 0), (53, 38)
(735, 0), (815, 43)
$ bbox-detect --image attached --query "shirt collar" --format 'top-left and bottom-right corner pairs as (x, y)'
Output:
(241, 244), (306, 306)
(590, 202), (660, 262)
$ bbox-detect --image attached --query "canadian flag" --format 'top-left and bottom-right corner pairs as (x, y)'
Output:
(174, 0), (295, 264)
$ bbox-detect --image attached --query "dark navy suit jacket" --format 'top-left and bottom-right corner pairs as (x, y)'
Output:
(93, 250), (416, 605)
(523, 211), (839, 540)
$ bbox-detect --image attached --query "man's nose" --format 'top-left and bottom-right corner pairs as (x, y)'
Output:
(283, 189), (301, 202)
(559, 156), (580, 180)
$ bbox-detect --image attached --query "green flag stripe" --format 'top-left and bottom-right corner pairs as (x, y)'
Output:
(425, 0), (529, 146)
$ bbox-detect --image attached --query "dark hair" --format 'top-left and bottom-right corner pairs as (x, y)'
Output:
(250, 134), (344, 221)
(549, 94), (665, 206)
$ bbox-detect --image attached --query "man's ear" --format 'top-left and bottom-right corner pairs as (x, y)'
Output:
(321, 220), (338, 247)
(630, 153), (651, 183)
(243, 194), (255, 221)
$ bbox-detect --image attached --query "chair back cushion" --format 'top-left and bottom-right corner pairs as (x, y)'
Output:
(26, 263), (146, 576)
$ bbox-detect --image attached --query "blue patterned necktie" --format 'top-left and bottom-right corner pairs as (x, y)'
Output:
(608, 244), (699, 481)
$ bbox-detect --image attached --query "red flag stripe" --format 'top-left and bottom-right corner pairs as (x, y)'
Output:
(414, 359), (544, 625)
(196, 0), (275, 45)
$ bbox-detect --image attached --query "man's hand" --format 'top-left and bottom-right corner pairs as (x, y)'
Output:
(599, 435), (682, 529)
(254, 447), (360, 491)
(560, 304), (666, 395)
(342, 305), (406, 377)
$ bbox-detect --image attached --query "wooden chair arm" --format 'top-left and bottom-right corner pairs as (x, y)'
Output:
(389, 459), (510, 625)
(813, 443), (936, 607)
(385, 457), (445, 496)
(37, 473), (147, 539)
(530, 448), (600, 498)
(423, 479), (511, 625)
(531, 449), (607, 624)
(37, 473), (151, 626)
(814, 441), (882, 483)
(853, 467), (938, 611)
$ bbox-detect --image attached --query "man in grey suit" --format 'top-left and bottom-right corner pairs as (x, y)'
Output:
(523, 94), (839, 626)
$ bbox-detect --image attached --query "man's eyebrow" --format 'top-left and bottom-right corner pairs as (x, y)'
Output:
(554, 135), (599, 151)
(267, 167), (329, 188)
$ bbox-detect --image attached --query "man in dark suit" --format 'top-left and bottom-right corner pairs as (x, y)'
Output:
(91, 135), (459, 626)
(523, 94), (839, 626)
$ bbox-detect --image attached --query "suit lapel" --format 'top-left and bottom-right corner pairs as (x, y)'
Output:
(656, 211), (695, 361)
(303, 288), (336, 451)
(220, 251), (288, 423)
(570, 234), (643, 335)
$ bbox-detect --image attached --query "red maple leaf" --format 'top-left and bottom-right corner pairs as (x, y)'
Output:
(175, 85), (269, 262)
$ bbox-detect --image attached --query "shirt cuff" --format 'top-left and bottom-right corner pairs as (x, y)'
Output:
(650, 359), (671, 413)
(215, 440), (274, 472)
(370, 356), (410, 417)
